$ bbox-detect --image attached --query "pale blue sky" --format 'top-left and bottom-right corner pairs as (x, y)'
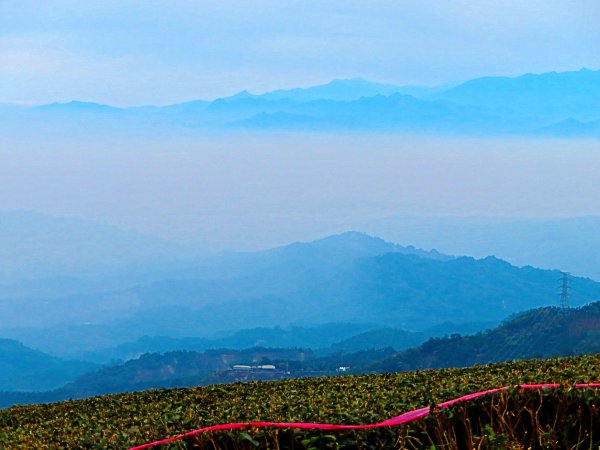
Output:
(3, 134), (600, 249)
(1, 0), (599, 106)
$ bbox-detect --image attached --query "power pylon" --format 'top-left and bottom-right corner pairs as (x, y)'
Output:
(559, 272), (570, 309)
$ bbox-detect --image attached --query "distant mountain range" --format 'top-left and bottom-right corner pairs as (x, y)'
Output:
(4, 300), (600, 409)
(431, 69), (600, 121)
(2, 224), (600, 359)
(360, 215), (600, 281)
(3, 68), (599, 137)
(46, 321), (496, 365)
(228, 78), (440, 102)
(75, 323), (378, 364)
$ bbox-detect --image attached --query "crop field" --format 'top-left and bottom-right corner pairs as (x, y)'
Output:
(1, 354), (599, 449)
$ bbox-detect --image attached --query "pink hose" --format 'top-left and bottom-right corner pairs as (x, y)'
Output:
(130, 382), (600, 449)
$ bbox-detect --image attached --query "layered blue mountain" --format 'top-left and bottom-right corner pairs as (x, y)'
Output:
(228, 78), (442, 102)
(3, 227), (600, 360)
(3, 68), (599, 136)
(432, 68), (600, 122)
(34, 101), (123, 114)
(0, 211), (209, 334)
(76, 323), (377, 363)
(0, 338), (95, 391)
(361, 215), (600, 281)
(231, 94), (504, 132)
(235, 68), (600, 132)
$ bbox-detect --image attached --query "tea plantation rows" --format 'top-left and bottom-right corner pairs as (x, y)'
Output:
(1, 354), (599, 448)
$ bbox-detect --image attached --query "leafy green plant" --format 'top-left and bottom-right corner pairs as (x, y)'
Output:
(0, 354), (599, 449)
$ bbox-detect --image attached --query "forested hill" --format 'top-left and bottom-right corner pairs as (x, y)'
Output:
(374, 301), (600, 373)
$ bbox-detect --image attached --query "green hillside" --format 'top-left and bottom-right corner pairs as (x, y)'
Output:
(375, 302), (600, 373)
(1, 354), (599, 448)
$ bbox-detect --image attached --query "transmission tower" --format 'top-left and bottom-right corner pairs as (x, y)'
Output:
(559, 272), (570, 309)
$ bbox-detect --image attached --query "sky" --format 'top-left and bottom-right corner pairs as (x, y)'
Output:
(1, 1), (600, 252)
(2, 134), (600, 250)
(1, 0), (599, 106)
